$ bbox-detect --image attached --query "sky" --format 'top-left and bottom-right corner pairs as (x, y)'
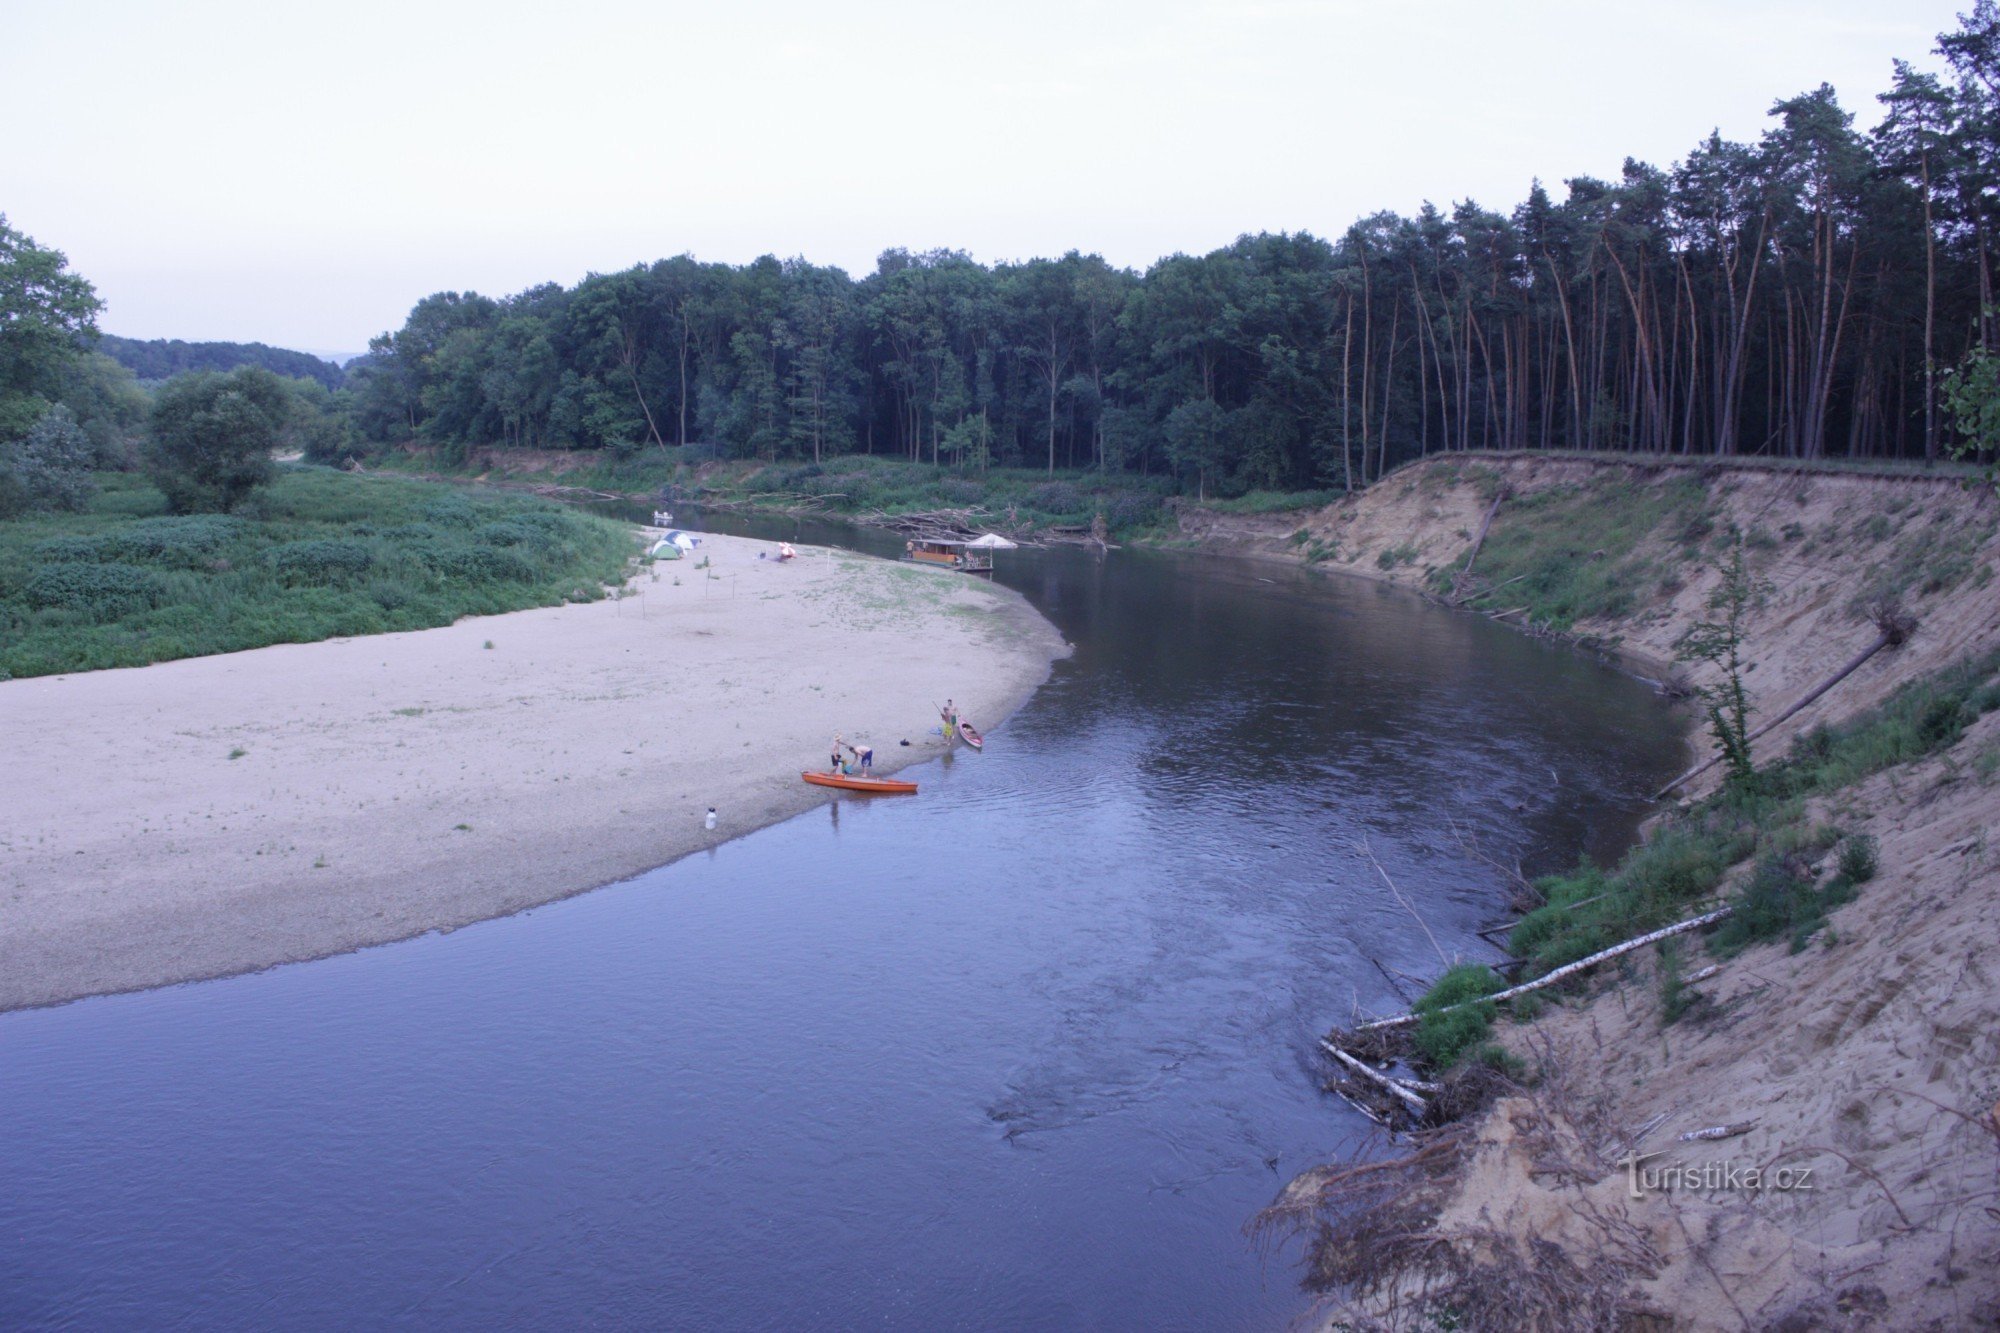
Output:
(0, 0), (1967, 355)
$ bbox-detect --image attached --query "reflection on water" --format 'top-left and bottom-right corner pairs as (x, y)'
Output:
(0, 514), (1684, 1329)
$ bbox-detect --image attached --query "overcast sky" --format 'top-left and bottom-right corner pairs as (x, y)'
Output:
(1, 0), (1965, 355)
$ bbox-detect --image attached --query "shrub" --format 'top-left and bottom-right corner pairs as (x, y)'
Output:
(1412, 964), (1503, 1068)
(22, 562), (167, 619)
(937, 477), (985, 505)
(268, 539), (374, 584)
(144, 368), (290, 513)
(1026, 480), (1086, 516)
(2, 404), (96, 513)
(31, 535), (112, 563)
(1836, 833), (1878, 885)
(431, 544), (537, 583)
(1103, 492), (1164, 531)
(475, 519), (553, 549)
(119, 515), (247, 566)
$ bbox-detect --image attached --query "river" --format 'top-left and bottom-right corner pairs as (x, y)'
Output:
(0, 512), (1685, 1329)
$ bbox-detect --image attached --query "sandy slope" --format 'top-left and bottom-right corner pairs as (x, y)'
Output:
(1254, 457), (2000, 1328)
(0, 532), (1067, 1011)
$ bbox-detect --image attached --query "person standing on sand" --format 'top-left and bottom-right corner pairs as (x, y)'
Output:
(942, 699), (958, 740)
(831, 733), (845, 773)
(848, 741), (874, 775)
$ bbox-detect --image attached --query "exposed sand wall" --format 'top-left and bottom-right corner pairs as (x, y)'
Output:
(0, 532), (1067, 1011)
(1238, 457), (2000, 1328)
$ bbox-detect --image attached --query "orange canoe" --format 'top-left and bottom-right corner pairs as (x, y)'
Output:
(801, 770), (918, 795)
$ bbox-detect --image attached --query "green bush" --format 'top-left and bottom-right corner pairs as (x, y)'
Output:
(1103, 492), (1163, 531)
(1412, 964), (1503, 1068)
(144, 368), (290, 513)
(22, 562), (167, 619)
(1837, 833), (1878, 885)
(268, 539), (374, 584)
(31, 534), (111, 563)
(1027, 480), (1086, 516)
(119, 514), (247, 566)
(2, 405), (97, 513)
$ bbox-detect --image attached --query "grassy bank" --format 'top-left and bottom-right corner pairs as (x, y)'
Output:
(370, 445), (1341, 538)
(1412, 462), (1994, 642)
(0, 467), (638, 679)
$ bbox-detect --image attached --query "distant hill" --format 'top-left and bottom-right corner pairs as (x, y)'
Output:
(96, 334), (345, 389)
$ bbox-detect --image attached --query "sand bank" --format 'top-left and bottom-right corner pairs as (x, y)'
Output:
(0, 533), (1068, 1010)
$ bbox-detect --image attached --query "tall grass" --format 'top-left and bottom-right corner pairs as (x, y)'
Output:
(1428, 474), (1714, 630)
(0, 467), (637, 678)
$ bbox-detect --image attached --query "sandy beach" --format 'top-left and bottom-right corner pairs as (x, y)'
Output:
(0, 532), (1068, 1011)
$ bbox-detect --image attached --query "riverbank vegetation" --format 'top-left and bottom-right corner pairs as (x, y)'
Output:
(1385, 642), (2000, 1074)
(0, 468), (635, 679)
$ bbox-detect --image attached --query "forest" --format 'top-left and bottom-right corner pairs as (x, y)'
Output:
(97, 335), (347, 390)
(325, 8), (2000, 496)
(5, 9), (1999, 511)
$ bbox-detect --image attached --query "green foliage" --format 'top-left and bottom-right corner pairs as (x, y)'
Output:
(22, 561), (168, 619)
(1676, 540), (1766, 789)
(1503, 649), (1992, 999)
(1411, 964), (1503, 1068)
(1766, 647), (2000, 797)
(1200, 488), (1344, 514)
(0, 468), (635, 677)
(1437, 477), (1706, 630)
(1507, 815), (1750, 978)
(95, 333), (346, 390)
(268, 539), (374, 584)
(1942, 335), (2000, 495)
(0, 214), (103, 437)
(1707, 850), (1865, 955)
(1837, 833), (1879, 885)
(1, 404), (96, 514)
(1656, 939), (1695, 1026)
(145, 368), (293, 513)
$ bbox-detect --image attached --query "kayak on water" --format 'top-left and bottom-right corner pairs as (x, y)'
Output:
(956, 718), (984, 750)
(801, 770), (918, 795)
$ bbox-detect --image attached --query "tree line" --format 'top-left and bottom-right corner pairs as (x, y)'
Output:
(341, 8), (2000, 493)
(7, 7), (2000, 516)
(97, 335), (347, 391)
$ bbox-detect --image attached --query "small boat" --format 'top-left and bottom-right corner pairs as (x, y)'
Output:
(955, 718), (984, 750)
(802, 770), (918, 795)
(903, 538), (994, 574)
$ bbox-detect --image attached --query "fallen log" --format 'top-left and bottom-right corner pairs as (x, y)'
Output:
(1320, 1040), (1434, 1118)
(1678, 1120), (1755, 1143)
(1450, 487), (1509, 601)
(1654, 629), (1901, 799)
(1353, 906), (1734, 1033)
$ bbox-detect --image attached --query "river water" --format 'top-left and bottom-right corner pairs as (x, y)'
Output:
(0, 513), (1685, 1329)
